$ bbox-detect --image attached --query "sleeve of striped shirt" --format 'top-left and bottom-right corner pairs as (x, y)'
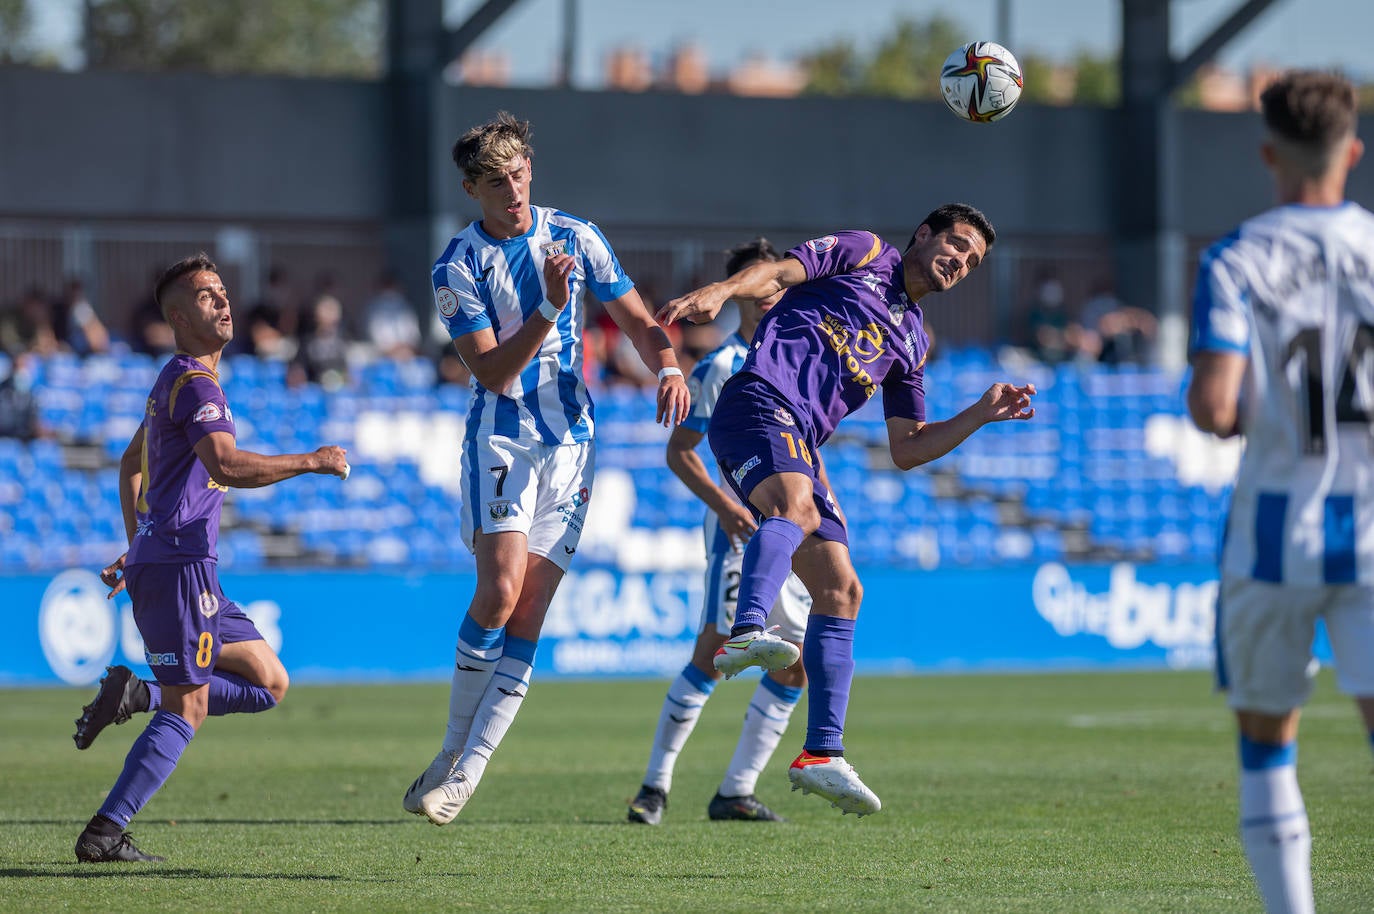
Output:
(433, 256), (490, 339)
(1189, 236), (1250, 358)
(576, 223), (635, 302)
(682, 353), (725, 434)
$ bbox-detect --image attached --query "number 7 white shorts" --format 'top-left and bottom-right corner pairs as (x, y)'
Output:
(460, 434), (595, 572)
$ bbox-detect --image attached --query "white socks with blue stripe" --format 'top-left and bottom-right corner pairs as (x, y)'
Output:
(1238, 735), (1312, 914)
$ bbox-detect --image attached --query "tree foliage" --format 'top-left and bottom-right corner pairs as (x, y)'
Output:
(0, 0), (33, 64)
(85, 0), (382, 78)
(801, 15), (965, 100)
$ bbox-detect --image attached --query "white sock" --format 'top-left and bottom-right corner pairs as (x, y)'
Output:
(441, 614), (505, 754)
(1238, 737), (1313, 914)
(718, 674), (801, 798)
(458, 635), (537, 787)
(642, 664), (717, 793)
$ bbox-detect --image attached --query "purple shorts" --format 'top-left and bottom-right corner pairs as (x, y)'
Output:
(124, 560), (264, 686)
(707, 374), (848, 546)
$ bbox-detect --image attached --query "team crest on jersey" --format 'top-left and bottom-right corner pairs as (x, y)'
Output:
(436, 286), (460, 318)
(489, 499), (513, 520)
(193, 402), (222, 423)
(774, 407), (795, 426)
(806, 236), (838, 254)
(198, 589), (219, 619)
(541, 240), (567, 258)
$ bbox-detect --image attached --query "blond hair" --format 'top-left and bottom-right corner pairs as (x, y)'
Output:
(451, 111), (533, 181)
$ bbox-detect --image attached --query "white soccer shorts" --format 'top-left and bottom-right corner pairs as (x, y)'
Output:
(1217, 576), (1374, 714)
(699, 546), (811, 644)
(459, 434), (595, 572)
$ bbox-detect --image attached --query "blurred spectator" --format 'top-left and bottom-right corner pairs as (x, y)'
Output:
(128, 268), (176, 358)
(1023, 271), (1096, 365)
(1, 286), (62, 358)
(0, 352), (41, 439)
(289, 277), (351, 390)
(57, 279), (110, 356)
(595, 279), (679, 387)
(1080, 280), (1158, 365)
(243, 265), (298, 361)
(365, 270), (423, 360)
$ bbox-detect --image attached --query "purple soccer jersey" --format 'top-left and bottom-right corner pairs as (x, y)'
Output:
(738, 230), (930, 445)
(126, 354), (236, 566)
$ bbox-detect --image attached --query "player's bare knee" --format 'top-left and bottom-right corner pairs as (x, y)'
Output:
(812, 576), (862, 617)
(781, 501), (821, 535)
(266, 668), (289, 704)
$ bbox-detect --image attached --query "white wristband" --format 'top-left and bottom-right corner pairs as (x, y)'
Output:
(538, 300), (562, 322)
(658, 367), (683, 383)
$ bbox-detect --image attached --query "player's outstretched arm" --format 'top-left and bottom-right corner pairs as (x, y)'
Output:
(602, 289), (690, 426)
(666, 425), (757, 547)
(193, 432), (348, 488)
(656, 257), (808, 326)
(886, 382), (1035, 470)
(1186, 351), (1246, 438)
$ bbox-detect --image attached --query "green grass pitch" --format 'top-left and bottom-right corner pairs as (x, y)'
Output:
(1, 670), (1370, 913)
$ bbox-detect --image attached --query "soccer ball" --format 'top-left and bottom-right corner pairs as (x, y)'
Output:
(939, 41), (1023, 123)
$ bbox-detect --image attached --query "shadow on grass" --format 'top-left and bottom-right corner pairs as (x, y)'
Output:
(1, 867), (348, 880)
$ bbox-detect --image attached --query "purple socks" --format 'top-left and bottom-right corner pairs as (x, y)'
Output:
(731, 516), (806, 634)
(98, 710), (196, 828)
(802, 614), (856, 754)
(208, 670), (278, 716)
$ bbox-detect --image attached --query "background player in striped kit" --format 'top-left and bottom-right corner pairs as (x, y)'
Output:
(405, 112), (691, 825)
(628, 238), (812, 826)
(73, 253), (348, 862)
(1187, 70), (1374, 914)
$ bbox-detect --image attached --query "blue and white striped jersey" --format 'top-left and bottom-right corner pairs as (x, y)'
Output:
(685, 333), (750, 556)
(432, 204), (635, 445)
(1191, 201), (1374, 585)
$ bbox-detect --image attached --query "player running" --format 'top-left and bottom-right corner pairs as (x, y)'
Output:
(658, 205), (1035, 816)
(73, 253), (348, 862)
(628, 238), (812, 826)
(1187, 70), (1374, 914)
(404, 112), (690, 825)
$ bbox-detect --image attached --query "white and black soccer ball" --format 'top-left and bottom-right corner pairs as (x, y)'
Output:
(939, 41), (1023, 123)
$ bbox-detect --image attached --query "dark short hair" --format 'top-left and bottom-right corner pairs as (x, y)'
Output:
(452, 111), (534, 181)
(154, 252), (217, 319)
(907, 203), (996, 251)
(724, 236), (780, 277)
(1261, 70), (1357, 153)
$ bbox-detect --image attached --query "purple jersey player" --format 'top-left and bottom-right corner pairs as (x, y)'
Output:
(658, 204), (1036, 816)
(72, 253), (348, 863)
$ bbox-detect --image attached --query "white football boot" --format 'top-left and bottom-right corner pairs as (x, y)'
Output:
(788, 751), (881, 817)
(402, 750), (459, 815)
(420, 772), (475, 826)
(712, 626), (801, 679)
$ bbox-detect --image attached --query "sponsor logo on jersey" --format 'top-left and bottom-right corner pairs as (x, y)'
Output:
(135, 519), (153, 537)
(564, 545), (576, 555)
(541, 240), (567, 258)
(192, 402), (222, 423)
(198, 589), (219, 618)
(573, 486), (591, 508)
(145, 650), (179, 666)
(732, 455), (761, 484)
(819, 314), (886, 398)
(436, 286), (461, 318)
(489, 499), (513, 520)
(806, 235), (838, 254)
(206, 477), (228, 492)
(774, 407), (795, 427)
(474, 265), (494, 284)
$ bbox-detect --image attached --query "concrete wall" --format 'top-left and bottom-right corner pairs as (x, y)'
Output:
(7, 68), (1372, 236)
